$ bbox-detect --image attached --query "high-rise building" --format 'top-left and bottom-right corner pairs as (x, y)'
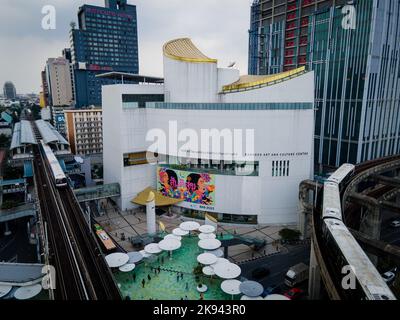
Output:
(64, 108), (103, 155)
(45, 57), (75, 107)
(70, 0), (139, 108)
(249, 0), (400, 168)
(3, 82), (17, 100)
(41, 69), (50, 107)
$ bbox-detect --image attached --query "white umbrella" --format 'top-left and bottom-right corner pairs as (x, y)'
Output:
(14, 284), (42, 300)
(164, 234), (182, 241)
(180, 221), (200, 232)
(139, 250), (153, 258)
(212, 258), (230, 266)
(158, 239), (181, 251)
(208, 248), (224, 257)
(158, 239), (181, 259)
(105, 252), (130, 268)
(202, 266), (215, 276)
(198, 233), (216, 240)
(119, 263), (136, 272)
(239, 281), (264, 297)
(264, 294), (290, 300)
(221, 279), (242, 299)
(241, 295), (263, 300)
(127, 251), (143, 264)
(213, 262), (241, 279)
(172, 228), (189, 236)
(198, 239), (221, 250)
(144, 243), (163, 254)
(197, 253), (218, 265)
(198, 225), (216, 234)
(0, 285), (12, 298)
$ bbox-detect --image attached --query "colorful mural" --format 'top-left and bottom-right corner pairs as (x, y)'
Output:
(157, 167), (215, 206)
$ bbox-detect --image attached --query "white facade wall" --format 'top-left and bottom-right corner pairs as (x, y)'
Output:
(103, 84), (163, 209)
(145, 108), (313, 224)
(163, 58), (218, 103)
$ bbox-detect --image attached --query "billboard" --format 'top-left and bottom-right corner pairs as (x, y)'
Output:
(157, 167), (215, 206)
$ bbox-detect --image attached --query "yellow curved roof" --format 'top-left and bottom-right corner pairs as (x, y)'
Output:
(132, 187), (184, 207)
(163, 38), (217, 64)
(222, 66), (306, 92)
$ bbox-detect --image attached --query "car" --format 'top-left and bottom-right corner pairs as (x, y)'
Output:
(283, 288), (304, 300)
(382, 268), (397, 284)
(390, 220), (400, 228)
(262, 284), (281, 297)
(251, 267), (270, 280)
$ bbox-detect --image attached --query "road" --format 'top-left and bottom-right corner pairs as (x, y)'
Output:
(240, 244), (310, 294)
(381, 210), (400, 245)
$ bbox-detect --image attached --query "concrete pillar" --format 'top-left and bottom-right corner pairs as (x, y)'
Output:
(146, 191), (156, 235)
(359, 206), (381, 266)
(308, 242), (322, 300)
(299, 185), (314, 240)
(360, 206), (381, 240)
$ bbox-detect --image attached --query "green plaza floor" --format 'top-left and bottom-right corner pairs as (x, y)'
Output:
(114, 235), (236, 300)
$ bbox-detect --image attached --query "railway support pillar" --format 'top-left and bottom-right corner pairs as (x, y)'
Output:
(359, 206), (381, 266)
(308, 243), (322, 300)
(299, 182), (318, 240)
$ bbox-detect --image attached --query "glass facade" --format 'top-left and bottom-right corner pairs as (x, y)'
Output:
(70, 0), (139, 108)
(249, 0), (400, 168)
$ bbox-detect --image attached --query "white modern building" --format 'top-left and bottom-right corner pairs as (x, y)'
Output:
(103, 38), (314, 225)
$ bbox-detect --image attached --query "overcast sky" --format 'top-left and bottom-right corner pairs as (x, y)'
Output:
(0, 0), (252, 94)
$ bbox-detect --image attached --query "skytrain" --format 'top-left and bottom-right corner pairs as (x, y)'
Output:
(40, 140), (68, 188)
(321, 164), (396, 300)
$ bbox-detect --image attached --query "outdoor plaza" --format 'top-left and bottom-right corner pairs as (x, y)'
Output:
(107, 221), (276, 300)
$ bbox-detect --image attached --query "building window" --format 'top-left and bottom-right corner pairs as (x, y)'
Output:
(272, 160), (290, 177)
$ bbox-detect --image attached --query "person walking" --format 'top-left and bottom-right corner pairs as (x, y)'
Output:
(141, 279), (145, 288)
(148, 274), (152, 281)
(185, 282), (189, 291)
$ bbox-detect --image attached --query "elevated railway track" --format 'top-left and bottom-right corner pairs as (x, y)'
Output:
(32, 121), (121, 300)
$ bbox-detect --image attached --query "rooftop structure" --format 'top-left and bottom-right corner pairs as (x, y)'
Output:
(35, 120), (69, 151)
(163, 38), (218, 63)
(96, 72), (164, 84)
(10, 121), (37, 163)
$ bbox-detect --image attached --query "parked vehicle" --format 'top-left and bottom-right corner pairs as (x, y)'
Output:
(284, 288), (304, 300)
(390, 220), (400, 228)
(252, 267), (270, 280)
(382, 268), (397, 284)
(262, 284), (281, 297)
(284, 263), (309, 287)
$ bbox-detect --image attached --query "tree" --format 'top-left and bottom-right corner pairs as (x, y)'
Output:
(0, 134), (10, 148)
(279, 228), (301, 242)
